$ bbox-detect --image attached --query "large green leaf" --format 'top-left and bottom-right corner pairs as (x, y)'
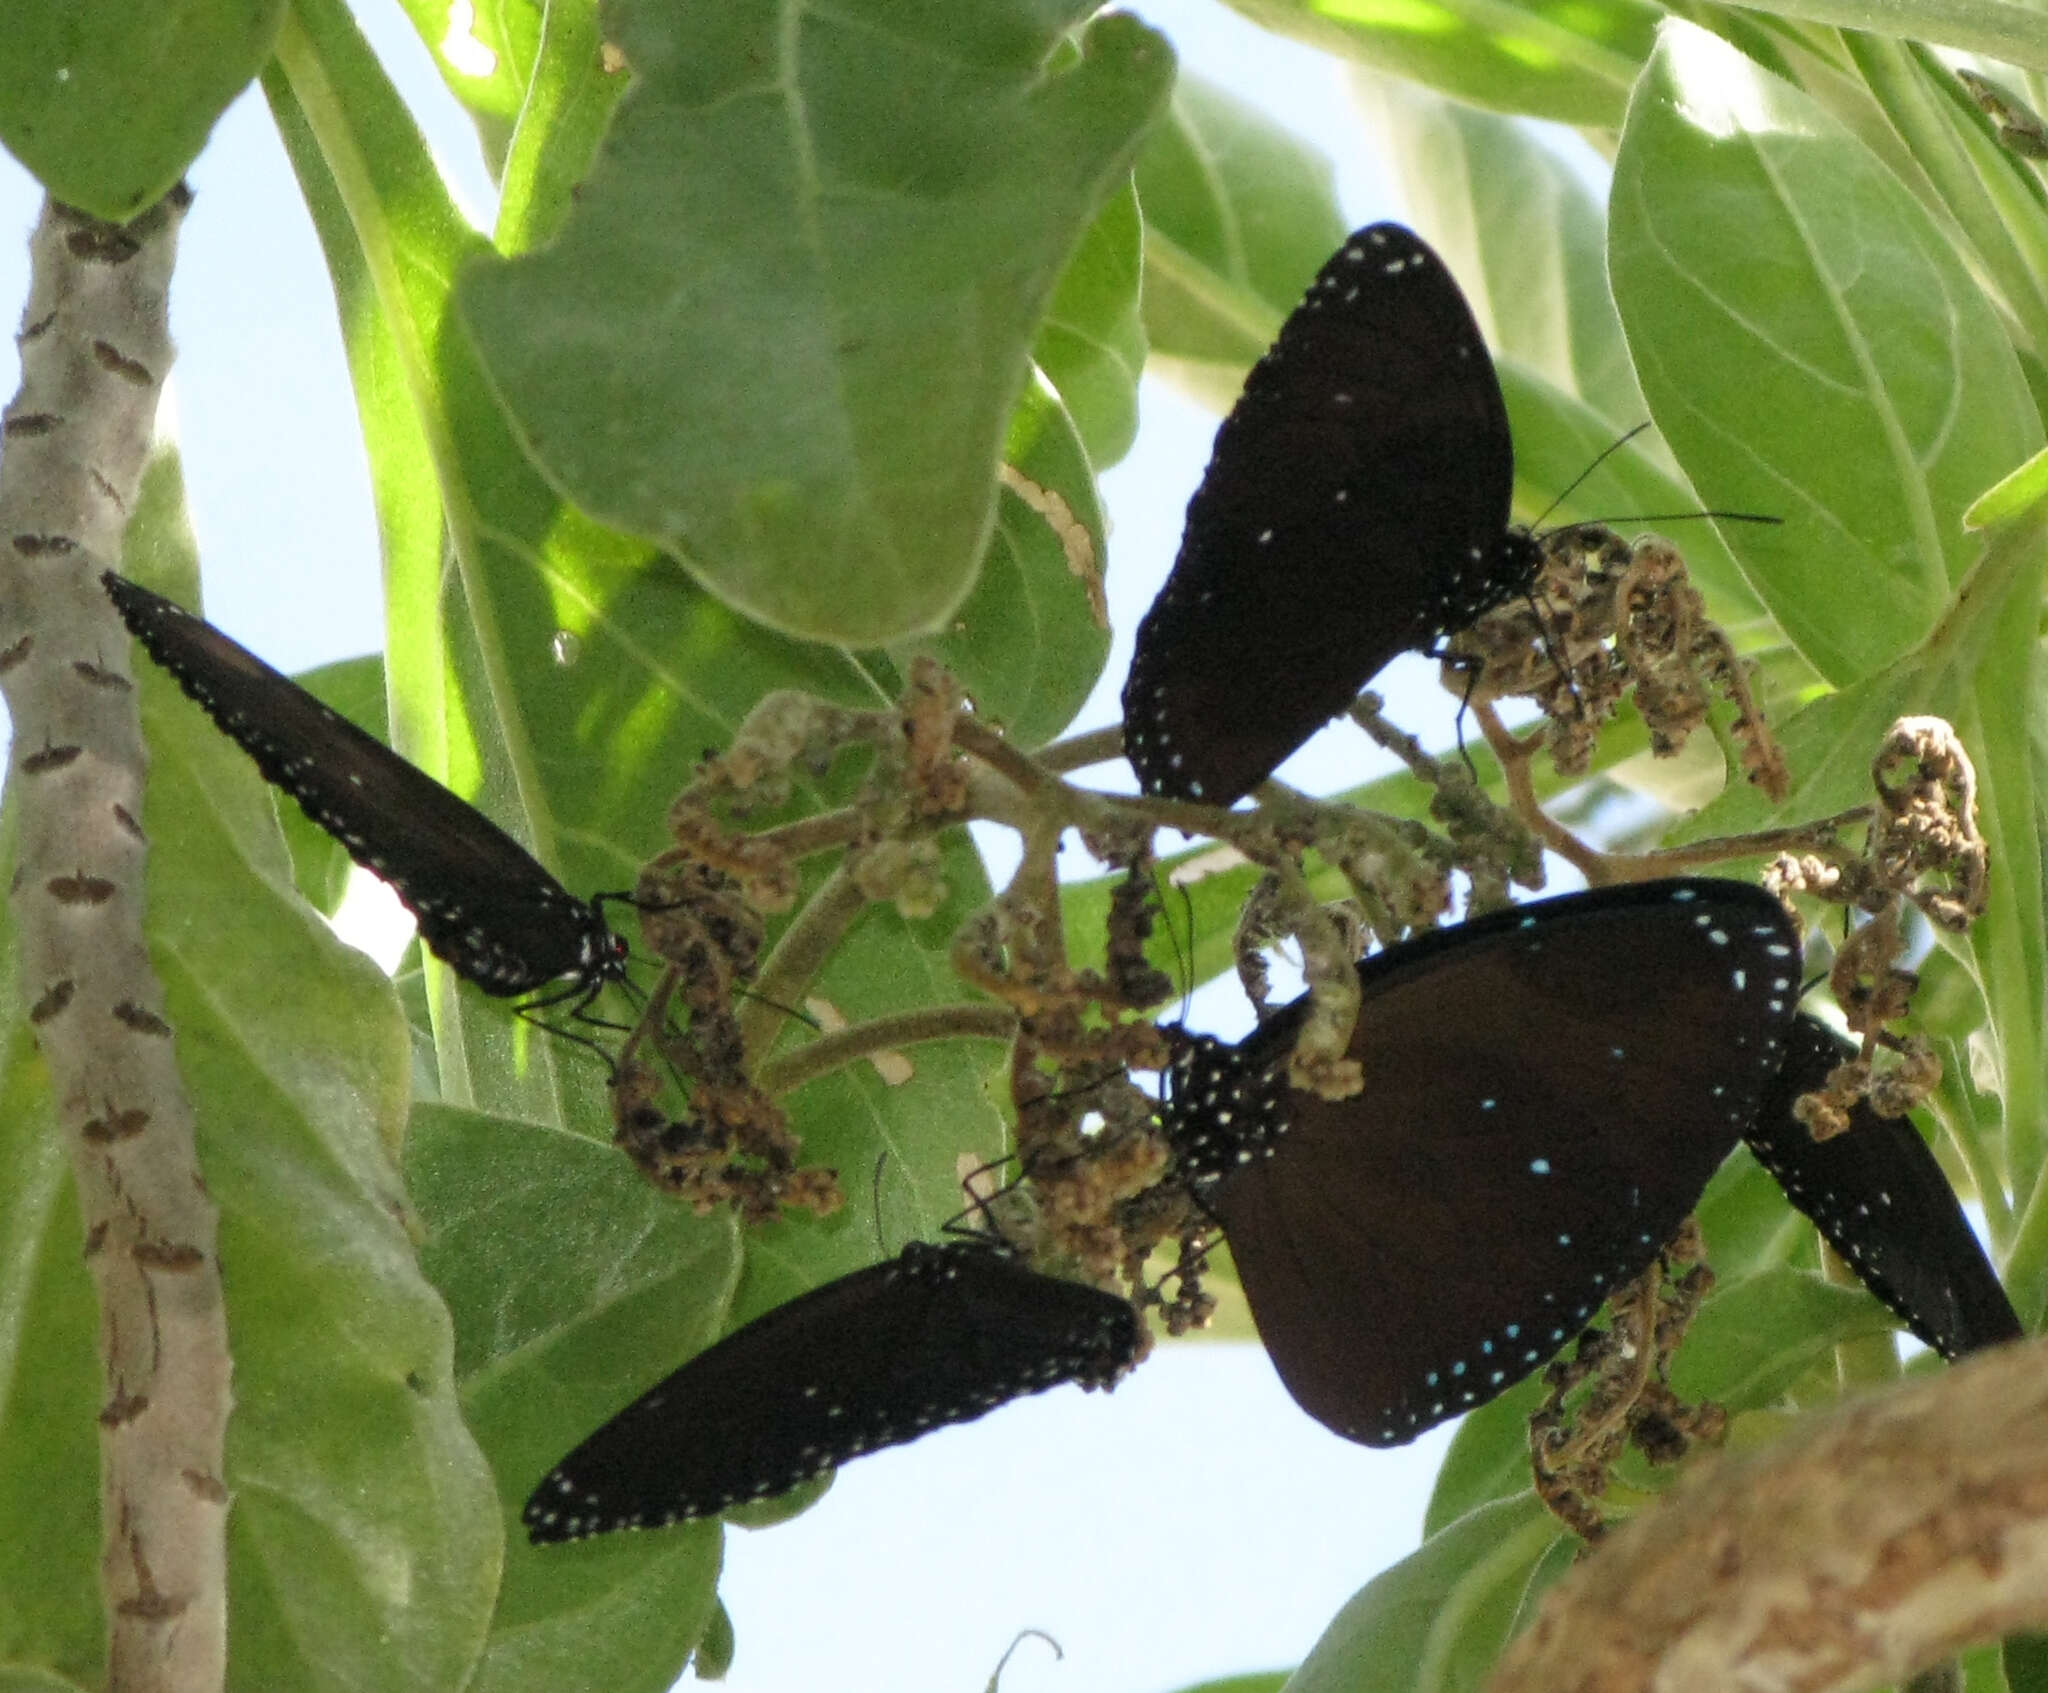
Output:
(0, 0), (282, 218)
(1033, 181), (1148, 469)
(405, 1107), (726, 1693)
(1349, 72), (1647, 428)
(1288, 1493), (1567, 1693)
(1133, 69), (1347, 410)
(1611, 20), (2044, 687)
(457, 0), (1174, 643)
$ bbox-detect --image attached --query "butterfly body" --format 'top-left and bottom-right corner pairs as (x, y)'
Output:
(105, 573), (626, 999)
(1123, 223), (1537, 804)
(524, 1241), (1138, 1542)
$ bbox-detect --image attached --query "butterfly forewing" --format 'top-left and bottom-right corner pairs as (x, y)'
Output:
(1171, 881), (1801, 1446)
(1122, 222), (1537, 804)
(1745, 1013), (2019, 1359)
(523, 1243), (1138, 1543)
(105, 574), (620, 997)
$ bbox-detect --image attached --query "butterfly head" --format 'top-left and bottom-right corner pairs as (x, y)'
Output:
(1158, 1027), (1293, 1188)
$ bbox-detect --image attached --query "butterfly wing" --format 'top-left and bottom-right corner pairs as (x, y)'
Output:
(1123, 222), (1535, 804)
(1204, 881), (1800, 1446)
(105, 574), (616, 995)
(1746, 1013), (2019, 1359)
(523, 1244), (1138, 1542)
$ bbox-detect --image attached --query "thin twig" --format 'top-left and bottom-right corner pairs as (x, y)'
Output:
(1037, 724), (1127, 775)
(740, 865), (869, 1062)
(754, 1004), (1019, 1097)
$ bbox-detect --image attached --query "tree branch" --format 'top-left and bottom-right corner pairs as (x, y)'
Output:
(1491, 1336), (2048, 1693)
(0, 190), (228, 1693)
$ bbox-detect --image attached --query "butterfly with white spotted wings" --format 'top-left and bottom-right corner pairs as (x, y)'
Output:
(523, 1241), (1138, 1541)
(1122, 222), (1539, 805)
(1159, 879), (1804, 1445)
(104, 573), (627, 1004)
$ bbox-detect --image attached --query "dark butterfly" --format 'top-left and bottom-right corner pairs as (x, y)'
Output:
(104, 573), (627, 1002)
(1748, 1013), (2019, 1359)
(1123, 221), (1538, 804)
(1160, 879), (1802, 1445)
(524, 1240), (1138, 1542)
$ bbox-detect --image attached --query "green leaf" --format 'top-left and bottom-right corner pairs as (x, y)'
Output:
(891, 371), (1112, 748)
(492, 0), (624, 253)
(1348, 72), (1648, 428)
(1287, 1493), (1565, 1693)
(387, 0), (542, 176)
(405, 1106), (727, 1693)
(1134, 70), (1347, 410)
(1422, 1373), (1550, 1542)
(457, 1), (1175, 644)
(1215, 0), (1659, 128)
(1846, 41), (2048, 368)
(0, 1023), (102, 1682)
(1034, 181), (1147, 468)
(1611, 20), (2045, 687)
(694, 1601), (736, 1680)
(0, 0), (282, 219)
(1666, 1266), (1900, 1408)
(2007, 1630), (2048, 1691)
(270, 0), (887, 1124)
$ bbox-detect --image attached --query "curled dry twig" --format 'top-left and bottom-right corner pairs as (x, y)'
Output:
(1762, 716), (1987, 1129)
(1445, 526), (1788, 800)
(1530, 1220), (1721, 1544)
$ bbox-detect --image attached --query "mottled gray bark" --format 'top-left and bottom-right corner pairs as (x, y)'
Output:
(0, 188), (229, 1693)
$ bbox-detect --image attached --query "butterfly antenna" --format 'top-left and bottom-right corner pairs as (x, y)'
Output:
(592, 886), (688, 919)
(1528, 424), (1783, 537)
(1527, 422), (1654, 534)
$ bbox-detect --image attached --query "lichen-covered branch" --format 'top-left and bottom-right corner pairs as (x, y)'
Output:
(1490, 1335), (2048, 1693)
(0, 191), (228, 1693)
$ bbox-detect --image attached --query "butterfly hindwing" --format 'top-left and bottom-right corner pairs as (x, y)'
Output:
(1745, 1013), (2019, 1359)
